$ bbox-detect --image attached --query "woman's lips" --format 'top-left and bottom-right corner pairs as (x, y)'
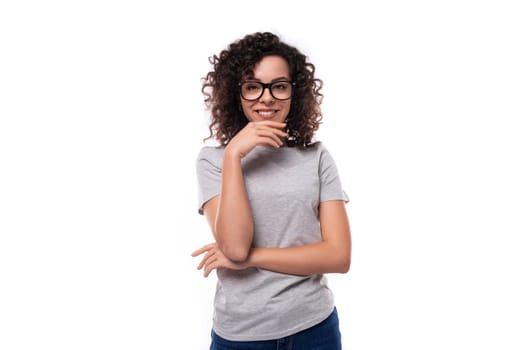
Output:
(256, 110), (278, 119)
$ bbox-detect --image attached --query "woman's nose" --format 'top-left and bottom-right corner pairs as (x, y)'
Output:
(259, 87), (274, 103)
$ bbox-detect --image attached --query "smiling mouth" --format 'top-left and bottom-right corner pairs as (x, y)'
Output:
(257, 110), (278, 117)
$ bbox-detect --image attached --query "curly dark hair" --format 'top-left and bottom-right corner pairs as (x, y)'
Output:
(201, 32), (323, 147)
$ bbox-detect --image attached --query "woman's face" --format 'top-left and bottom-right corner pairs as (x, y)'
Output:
(240, 55), (292, 123)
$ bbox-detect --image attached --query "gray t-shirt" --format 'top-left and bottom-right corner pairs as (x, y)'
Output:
(196, 141), (348, 341)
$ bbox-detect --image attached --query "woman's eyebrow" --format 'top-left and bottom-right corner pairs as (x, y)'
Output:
(243, 76), (290, 82)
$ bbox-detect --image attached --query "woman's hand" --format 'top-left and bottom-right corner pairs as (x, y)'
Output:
(225, 121), (287, 159)
(191, 243), (250, 277)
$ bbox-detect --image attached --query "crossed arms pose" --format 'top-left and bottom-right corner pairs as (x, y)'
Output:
(192, 121), (351, 277)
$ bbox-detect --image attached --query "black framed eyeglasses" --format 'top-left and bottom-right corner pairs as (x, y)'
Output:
(239, 80), (295, 101)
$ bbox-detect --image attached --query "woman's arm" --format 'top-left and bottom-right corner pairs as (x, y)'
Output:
(248, 200), (351, 275)
(203, 121), (287, 262)
(209, 151), (253, 262)
(195, 200), (351, 276)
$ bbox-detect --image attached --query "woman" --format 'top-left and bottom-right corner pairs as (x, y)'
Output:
(192, 31), (351, 349)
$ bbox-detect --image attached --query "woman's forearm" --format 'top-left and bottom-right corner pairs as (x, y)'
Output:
(247, 200), (351, 275)
(247, 241), (351, 276)
(215, 151), (254, 262)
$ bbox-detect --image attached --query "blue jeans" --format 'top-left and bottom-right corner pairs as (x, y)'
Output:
(210, 307), (341, 350)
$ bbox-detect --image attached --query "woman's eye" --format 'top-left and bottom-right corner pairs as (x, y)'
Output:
(273, 82), (289, 90)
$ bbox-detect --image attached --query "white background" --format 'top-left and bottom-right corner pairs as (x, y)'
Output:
(1, 1), (524, 349)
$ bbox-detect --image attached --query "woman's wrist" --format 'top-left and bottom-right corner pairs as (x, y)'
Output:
(224, 145), (243, 161)
(246, 248), (260, 269)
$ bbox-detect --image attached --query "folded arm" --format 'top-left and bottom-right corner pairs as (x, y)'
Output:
(211, 151), (254, 262)
(195, 200), (351, 276)
(203, 121), (287, 262)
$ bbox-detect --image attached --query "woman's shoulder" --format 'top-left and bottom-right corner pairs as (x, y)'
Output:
(196, 143), (225, 162)
(299, 140), (329, 154)
(300, 140), (338, 163)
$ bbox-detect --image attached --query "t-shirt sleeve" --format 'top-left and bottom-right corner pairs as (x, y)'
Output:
(319, 144), (349, 203)
(196, 147), (222, 215)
